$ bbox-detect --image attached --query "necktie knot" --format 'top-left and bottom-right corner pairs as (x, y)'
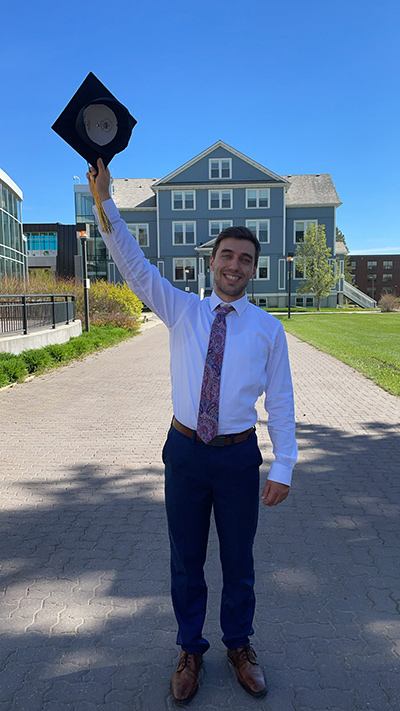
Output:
(216, 303), (234, 318)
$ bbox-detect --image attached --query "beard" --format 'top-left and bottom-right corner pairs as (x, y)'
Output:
(213, 273), (249, 299)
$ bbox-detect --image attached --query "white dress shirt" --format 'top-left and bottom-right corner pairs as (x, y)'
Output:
(94, 199), (297, 485)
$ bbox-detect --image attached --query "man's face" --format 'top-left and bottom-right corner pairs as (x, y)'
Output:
(210, 237), (257, 302)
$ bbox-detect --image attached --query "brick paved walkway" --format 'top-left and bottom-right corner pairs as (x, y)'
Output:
(1, 323), (400, 711)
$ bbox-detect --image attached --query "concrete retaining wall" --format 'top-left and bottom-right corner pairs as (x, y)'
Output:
(0, 320), (82, 355)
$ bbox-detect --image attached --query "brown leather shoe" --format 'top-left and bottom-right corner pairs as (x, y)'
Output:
(227, 644), (267, 697)
(171, 651), (203, 705)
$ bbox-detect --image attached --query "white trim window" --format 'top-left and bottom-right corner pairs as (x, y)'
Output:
(173, 258), (197, 281)
(246, 219), (270, 243)
(246, 188), (270, 209)
(172, 221), (196, 245)
(209, 189), (232, 209)
(171, 190), (196, 210)
(209, 158), (232, 179)
(209, 220), (233, 238)
(157, 260), (164, 277)
(294, 220), (317, 243)
(256, 256), (270, 280)
(294, 257), (306, 279)
(127, 223), (149, 247)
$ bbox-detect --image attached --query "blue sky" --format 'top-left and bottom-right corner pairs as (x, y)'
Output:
(1, 0), (399, 253)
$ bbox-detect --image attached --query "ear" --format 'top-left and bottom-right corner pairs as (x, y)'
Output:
(210, 255), (215, 272)
(251, 264), (257, 279)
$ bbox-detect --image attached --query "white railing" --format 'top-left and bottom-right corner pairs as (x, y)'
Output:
(342, 280), (377, 309)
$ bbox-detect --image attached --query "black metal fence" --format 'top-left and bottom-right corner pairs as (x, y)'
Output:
(0, 295), (76, 336)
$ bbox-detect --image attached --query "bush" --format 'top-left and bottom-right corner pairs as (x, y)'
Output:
(0, 353), (28, 384)
(379, 293), (400, 312)
(44, 343), (70, 362)
(22, 348), (53, 374)
(0, 275), (143, 330)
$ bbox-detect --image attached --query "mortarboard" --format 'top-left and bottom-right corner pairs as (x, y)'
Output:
(52, 72), (137, 168)
(52, 73), (137, 232)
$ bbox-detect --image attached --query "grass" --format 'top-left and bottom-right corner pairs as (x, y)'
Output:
(0, 325), (137, 389)
(276, 313), (400, 397)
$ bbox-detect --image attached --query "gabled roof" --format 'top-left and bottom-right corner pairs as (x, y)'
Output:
(335, 241), (349, 255)
(112, 178), (159, 209)
(153, 140), (289, 186)
(284, 174), (342, 207)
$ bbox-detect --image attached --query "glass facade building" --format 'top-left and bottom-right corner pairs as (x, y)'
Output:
(0, 168), (27, 280)
(74, 186), (108, 279)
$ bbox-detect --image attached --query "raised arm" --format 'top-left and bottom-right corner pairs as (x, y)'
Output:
(87, 160), (193, 328)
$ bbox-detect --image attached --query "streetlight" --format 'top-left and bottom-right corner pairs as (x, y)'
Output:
(77, 229), (90, 331)
(286, 253), (294, 319)
(185, 266), (190, 292)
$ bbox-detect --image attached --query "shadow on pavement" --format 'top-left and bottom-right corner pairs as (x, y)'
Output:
(1, 421), (400, 709)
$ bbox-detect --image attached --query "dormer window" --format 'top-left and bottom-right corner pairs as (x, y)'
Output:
(209, 158), (232, 180)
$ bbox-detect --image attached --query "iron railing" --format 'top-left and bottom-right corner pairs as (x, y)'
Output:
(0, 294), (76, 336)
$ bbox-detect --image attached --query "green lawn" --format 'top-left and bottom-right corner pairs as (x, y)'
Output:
(276, 313), (400, 397)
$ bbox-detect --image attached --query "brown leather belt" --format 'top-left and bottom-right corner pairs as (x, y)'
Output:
(172, 416), (254, 447)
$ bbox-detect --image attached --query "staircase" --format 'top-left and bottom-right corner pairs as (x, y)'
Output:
(342, 280), (377, 309)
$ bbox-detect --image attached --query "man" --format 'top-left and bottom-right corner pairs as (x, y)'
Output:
(88, 159), (297, 704)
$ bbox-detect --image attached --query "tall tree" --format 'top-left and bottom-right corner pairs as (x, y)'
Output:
(335, 227), (353, 283)
(295, 223), (336, 310)
(335, 227), (347, 246)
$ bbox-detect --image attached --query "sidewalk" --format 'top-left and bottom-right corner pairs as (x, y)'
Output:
(1, 322), (400, 711)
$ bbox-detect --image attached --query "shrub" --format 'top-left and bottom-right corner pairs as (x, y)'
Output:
(44, 343), (70, 362)
(378, 293), (400, 312)
(0, 275), (142, 330)
(22, 348), (53, 374)
(0, 353), (28, 383)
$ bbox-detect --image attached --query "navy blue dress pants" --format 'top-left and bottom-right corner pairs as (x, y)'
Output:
(162, 425), (262, 655)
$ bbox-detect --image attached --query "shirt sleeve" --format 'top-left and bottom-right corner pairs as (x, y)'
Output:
(93, 198), (193, 329)
(264, 322), (297, 486)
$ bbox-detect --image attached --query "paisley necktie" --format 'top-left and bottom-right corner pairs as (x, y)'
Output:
(197, 304), (234, 443)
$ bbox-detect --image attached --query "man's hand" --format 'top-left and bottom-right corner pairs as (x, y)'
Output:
(261, 480), (290, 506)
(86, 158), (111, 202)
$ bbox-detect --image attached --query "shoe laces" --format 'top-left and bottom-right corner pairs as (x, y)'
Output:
(236, 644), (258, 666)
(177, 652), (199, 672)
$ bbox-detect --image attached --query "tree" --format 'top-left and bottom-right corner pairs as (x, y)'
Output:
(295, 223), (336, 310)
(335, 227), (353, 283)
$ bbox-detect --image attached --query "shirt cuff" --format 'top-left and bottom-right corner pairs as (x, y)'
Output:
(267, 460), (293, 487)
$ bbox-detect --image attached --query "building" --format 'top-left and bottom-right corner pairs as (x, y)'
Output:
(74, 140), (344, 307)
(349, 254), (400, 301)
(0, 168), (27, 280)
(23, 223), (82, 279)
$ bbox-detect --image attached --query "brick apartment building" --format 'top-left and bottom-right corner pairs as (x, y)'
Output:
(349, 254), (400, 301)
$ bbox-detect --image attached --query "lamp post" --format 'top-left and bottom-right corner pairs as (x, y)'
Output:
(287, 253), (294, 319)
(77, 229), (90, 332)
(185, 266), (190, 292)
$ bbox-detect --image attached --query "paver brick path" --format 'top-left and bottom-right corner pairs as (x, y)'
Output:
(1, 322), (400, 711)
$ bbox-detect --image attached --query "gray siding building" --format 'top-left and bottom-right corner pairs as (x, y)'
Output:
(74, 141), (343, 308)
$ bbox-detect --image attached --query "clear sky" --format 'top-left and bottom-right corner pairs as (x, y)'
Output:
(2, 0), (399, 253)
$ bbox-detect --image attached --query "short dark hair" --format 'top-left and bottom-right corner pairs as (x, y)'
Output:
(212, 226), (261, 266)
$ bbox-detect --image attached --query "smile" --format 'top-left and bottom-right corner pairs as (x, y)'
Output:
(224, 274), (241, 282)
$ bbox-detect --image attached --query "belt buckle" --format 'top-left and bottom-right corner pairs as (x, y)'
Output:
(209, 435), (226, 447)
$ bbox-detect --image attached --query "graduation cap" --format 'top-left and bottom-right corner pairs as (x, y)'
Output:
(52, 72), (137, 232)
(52, 72), (137, 168)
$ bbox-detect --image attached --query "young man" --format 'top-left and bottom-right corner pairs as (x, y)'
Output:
(89, 159), (297, 704)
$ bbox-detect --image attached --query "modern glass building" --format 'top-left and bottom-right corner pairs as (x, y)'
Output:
(74, 185), (108, 279)
(0, 168), (27, 280)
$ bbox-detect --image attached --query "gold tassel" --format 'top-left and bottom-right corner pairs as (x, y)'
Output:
(89, 172), (114, 234)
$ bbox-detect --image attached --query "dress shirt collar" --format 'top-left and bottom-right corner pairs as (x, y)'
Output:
(210, 290), (249, 316)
